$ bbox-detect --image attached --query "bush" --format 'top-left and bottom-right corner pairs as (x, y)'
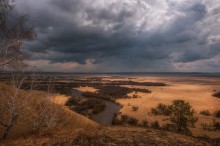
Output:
(213, 92), (220, 98)
(213, 119), (220, 130)
(215, 110), (220, 118)
(121, 115), (130, 123)
(151, 103), (171, 116)
(151, 121), (160, 129)
(132, 106), (139, 111)
(128, 117), (139, 126)
(114, 115), (139, 126)
(151, 108), (160, 115)
(142, 120), (149, 128)
(162, 124), (176, 131)
(132, 94), (140, 98)
(65, 96), (80, 106)
(200, 110), (211, 116)
(112, 115), (123, 125)
(132, 88), (151, 93)
(201, 123), (212, 130)
(112, 118), (123, 125)
(158, 103), (172, 116)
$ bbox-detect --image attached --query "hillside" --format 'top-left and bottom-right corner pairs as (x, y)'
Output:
(1, 127), (209, 146)
(0, 84), (97, 140)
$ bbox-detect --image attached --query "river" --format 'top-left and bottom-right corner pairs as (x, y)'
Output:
(71, 89), (121, 125)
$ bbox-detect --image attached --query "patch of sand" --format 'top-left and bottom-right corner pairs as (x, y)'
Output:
(74, 86), (97, 92)
(53, 94), (70, 105)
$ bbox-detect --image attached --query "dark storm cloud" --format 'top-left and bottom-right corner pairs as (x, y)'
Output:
(15, 0), (220, 72)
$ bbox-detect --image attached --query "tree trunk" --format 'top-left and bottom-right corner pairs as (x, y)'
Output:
(177, 125), (181, 132)
(2, 125), (12, 140)
(2, 115), (18, 140)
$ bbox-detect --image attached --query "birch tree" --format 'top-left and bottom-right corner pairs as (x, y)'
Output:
(0, 71), (37, 140)
(0, 0), (35, 67)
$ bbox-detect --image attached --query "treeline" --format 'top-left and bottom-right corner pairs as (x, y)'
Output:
(81, 86), (151, 102)
(81, 86), (133, 102)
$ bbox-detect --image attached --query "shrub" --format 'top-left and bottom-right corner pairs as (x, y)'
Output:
(132, 106), (139, 111)
(201, 123), (212, 130)
(151, 108), (160, 115)
(121, 115), (130, 123)
(213, 92), (220, 98)
(112, 116), (123, 125)
(151, 121), (160, 129)
(65, 96), (80, 106)
(142, 120), (149, 128)
(128, 117), (139, 126)
(132, 94), (140, 98)
(215, 110), (220, 118)
(132, 88), (151, 93)
(158, 103), (172, 116)
(112, 119), (123, 125)
(213, 122), (220, 130)
(200, 110), (211, 116)
(116, 115), (139, 126)
(151, 103), (171, 116)
(162, 124), (176, 131)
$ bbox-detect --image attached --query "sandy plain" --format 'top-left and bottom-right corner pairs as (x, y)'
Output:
(52, 75), (220, 138)
(114, 76), (220, 138)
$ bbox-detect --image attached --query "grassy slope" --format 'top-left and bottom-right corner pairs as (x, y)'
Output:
(0, 84), (97, 139)
(1, 127), (209, 146)
(56, 106), (98, 129)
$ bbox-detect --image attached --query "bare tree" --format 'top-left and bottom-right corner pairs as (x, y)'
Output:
(0, 1), (61, 139)
(0, 70), (37, 140)
(31, 79), (61, 132)
(0, 1), (36, 140)
(0, 0), (35, 67)
(0, 71), (62, 140)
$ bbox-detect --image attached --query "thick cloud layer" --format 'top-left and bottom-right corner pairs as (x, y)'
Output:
(16, 0), (220, 72)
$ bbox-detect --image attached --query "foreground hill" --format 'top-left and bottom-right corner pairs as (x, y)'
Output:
(1, 127), (209, 146)
(0, 84), (97, 140)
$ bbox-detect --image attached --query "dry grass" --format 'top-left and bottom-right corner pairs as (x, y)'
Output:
(52, 94), (70, 105)
(1, 127), (210, 146)
(0, 84), (97, 140)
(116, 76), (220, 138)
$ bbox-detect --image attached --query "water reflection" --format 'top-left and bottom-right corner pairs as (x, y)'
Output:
(71, 89), (121, 125)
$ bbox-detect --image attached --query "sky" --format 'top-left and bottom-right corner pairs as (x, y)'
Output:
(15, 0), (220, 72)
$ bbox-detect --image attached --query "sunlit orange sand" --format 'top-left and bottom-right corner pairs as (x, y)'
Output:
(74, 86), (98, 92)
(53, 94), (70, 105)
(115, 76), (220, 138)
